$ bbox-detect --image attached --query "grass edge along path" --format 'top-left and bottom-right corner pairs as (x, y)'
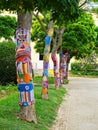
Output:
(0, 82), (66, 130)
(70, 70), (98, 78)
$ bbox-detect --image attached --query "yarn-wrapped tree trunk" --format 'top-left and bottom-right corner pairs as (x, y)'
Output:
(15, 10), (37, 123)
(42, 21), (53, 100)
(51, 28), (65, 89)
(65, 53), (70, 80)
(59, 52), (68, 84)
(51, 51), (60, 90)
(59, 52), (65, 84)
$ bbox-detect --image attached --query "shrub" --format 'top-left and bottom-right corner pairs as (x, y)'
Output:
(0, 41), (17, 85)
(71, 62), (82, 71)
(71, 62), (97, 72)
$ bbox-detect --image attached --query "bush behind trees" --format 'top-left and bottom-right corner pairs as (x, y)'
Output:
(71, 51), (98, 71)
(71, 62), (97, 72)
(0, 41), (17, 85)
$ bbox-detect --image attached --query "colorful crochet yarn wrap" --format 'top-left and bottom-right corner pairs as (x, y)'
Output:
(51, 52), (60, 88)
(42, 28), (53, 98)
(59, 52), (66, 84)
(59, 52), (68, 84)
(16, 28), (34, 106)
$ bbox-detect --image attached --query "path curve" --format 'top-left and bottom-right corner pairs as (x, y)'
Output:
(50, 77), (98, 130)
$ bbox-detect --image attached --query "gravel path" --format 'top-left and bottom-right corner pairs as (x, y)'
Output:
(50, 77), (98, 130)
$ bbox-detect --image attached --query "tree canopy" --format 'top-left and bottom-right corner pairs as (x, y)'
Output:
(0, 0), (35, 11)
(0, 0), (79, 11)
(0, 0), (80, 22)
(32, 11), (97, 59)
(0, 15), (17, 39)
(62, 11), (97, 59)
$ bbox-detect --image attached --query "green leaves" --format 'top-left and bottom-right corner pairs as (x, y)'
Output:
(0, 15), (17, 39)
(0, 0), (35, 11)
(95, 26), (98, 54)
(1, 0), (80, 22)
(62, 11), (97, 59)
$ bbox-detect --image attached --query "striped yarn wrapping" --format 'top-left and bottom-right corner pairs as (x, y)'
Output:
(16, 28), (34, 106)
(51, 53), (60, 88)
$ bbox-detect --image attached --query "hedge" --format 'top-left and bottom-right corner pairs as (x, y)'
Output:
(71, 62), (98, 72)
(0, 41), (17, 85)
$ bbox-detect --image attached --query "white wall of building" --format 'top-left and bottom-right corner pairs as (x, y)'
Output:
(31, 42), (75, 70)
(92, 13), (98, 26)
(31, 42), (60, 70)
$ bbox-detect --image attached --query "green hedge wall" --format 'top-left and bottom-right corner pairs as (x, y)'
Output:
(71, 62), (98, 72)
(0, 41), (17, 85)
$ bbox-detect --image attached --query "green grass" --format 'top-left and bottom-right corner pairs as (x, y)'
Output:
(34, 76), (54, 84)
(0, 77), (66, 130)
(70, 70), (98, 78)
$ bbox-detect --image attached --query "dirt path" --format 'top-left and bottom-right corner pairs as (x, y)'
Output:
(50, 77), (98, 130)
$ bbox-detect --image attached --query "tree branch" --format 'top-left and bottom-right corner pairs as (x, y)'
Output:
(52, 27), (65, 52)
(56, 28), (65, 50)
(42, 11), (49, 25)
(79, 0), (88, 8)
(32, 11), (47, 34)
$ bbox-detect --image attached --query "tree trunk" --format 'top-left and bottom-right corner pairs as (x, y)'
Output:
(66, 60), (69, 80)
(15, 10), (37, 123)
(51, 52), (60, 90)
(59, 52), (69, 84)
(42, 21), (53, 99)
(65, 53), (69, 81)
(51, 28), (65, 88)
(59, 52), (66, 84)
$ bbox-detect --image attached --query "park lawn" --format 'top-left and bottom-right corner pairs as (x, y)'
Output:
(70, 70), (98, 78)
(33, 76), (54, 84)
(0, 78), (66, 130)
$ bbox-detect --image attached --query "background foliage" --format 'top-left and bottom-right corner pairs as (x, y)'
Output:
(0, 41), (17, 85)
(95, 26), (98, 54)
(0, 15), (17, 39)
(71, 51), (98, 72)
(62, 11), (97, 59)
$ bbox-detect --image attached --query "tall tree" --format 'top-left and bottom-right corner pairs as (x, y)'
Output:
(0, 0), (38, 123)
(51, 28), (65, 88)
(16, 10), (37, 122)
(1, 0), (81, 122)
(32, 10), (97, 80)
(32, 0), (81, 94)
(62, 11), (97, 79)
